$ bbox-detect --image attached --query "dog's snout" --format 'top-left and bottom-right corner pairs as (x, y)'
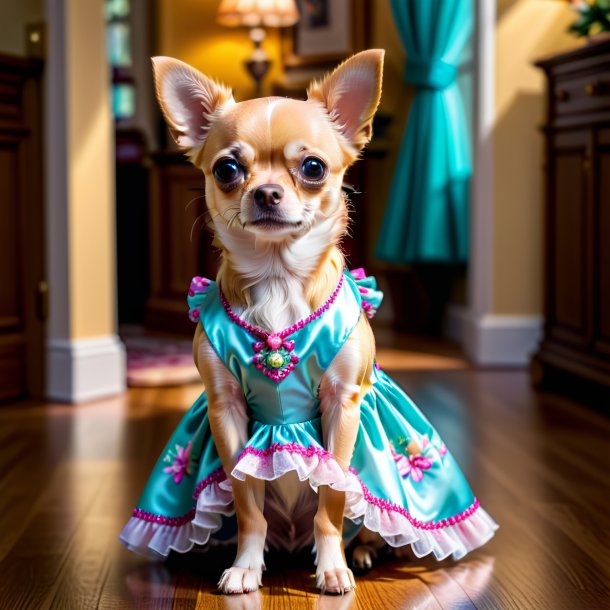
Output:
(253, 184), (284, 207)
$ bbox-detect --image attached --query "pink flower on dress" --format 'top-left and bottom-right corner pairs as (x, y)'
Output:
(163, 441), (193, 485)
(438, 443), (447, 457)
(391, 445), (433, 482)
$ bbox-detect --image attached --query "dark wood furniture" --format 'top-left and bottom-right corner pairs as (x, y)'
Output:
(144, 152), (217, 335)
(0, 55), (45, 401)
(115, 128), (151, 325)
(533, 41), (610, 392)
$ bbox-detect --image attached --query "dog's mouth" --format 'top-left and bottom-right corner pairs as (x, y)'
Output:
(249, 217), (303, 229)
(245, 209), (305, 232)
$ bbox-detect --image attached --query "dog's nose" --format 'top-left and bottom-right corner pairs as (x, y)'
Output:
(253, 184), (284, 207)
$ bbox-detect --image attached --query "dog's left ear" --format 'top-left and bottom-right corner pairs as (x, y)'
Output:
(151, 56), (235, 151)
(307, 49), (384, 152)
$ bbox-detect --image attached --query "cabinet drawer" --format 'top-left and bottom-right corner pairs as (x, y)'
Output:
(552, 71), (610, 117)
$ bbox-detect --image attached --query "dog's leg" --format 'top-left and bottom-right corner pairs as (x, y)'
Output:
(352, 528), (386, 571)
(193, 327), (267, 593)
(314, 486), (355, 593)
(316, 315), (374, 593)
(218, 476), (267, 594)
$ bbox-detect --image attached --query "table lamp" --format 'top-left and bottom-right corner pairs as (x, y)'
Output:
(217, 0), (300, 97)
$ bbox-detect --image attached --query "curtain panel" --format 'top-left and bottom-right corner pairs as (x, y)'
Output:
(376, 0), (473, 264)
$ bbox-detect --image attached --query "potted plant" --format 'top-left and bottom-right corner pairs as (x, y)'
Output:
(566, 0), (610, 41)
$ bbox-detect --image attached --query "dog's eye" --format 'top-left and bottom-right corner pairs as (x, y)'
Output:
(213, 159), (242, 184)
(300, 157), (327, 181)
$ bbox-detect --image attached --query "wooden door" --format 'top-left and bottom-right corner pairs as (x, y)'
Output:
(0, 55), (45, 400)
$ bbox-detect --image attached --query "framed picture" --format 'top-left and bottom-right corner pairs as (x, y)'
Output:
(282, 0), (368, 71)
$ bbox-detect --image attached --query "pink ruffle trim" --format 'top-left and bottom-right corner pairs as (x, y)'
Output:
(119, 467), (232, 560)
(232, 444), (497, 560)
(121, 444), (498, 561)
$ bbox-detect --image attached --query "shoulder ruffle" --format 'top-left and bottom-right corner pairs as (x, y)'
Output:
(187, 276), (215, 323)
(348, 268), (383, 319)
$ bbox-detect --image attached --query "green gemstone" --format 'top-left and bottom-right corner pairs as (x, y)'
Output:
(267, 351), (285, 369)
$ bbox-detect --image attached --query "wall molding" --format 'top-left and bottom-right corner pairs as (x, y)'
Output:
(446, 305), (542, 367)
(47, 336), (126, 403)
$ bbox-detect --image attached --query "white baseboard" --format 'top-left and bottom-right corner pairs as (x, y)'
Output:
(445, 305), (542, 367)
(47, 335), (126, 403)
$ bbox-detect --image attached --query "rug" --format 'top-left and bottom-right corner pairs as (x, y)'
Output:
(124, 335), (200, 387)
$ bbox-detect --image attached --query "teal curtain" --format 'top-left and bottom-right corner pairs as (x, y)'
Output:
(376, 0), (473, 264)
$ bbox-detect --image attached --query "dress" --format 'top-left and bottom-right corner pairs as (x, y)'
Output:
(119, 269), (498, 561)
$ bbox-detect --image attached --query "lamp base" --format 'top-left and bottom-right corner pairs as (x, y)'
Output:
(244, 58), (271, 98)
(246, 27), (271, 98)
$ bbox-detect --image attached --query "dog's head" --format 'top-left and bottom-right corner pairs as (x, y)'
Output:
(152, 50), (384, 244)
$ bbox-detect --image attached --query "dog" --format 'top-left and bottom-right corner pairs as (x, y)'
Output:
(151, 49), (384, 594)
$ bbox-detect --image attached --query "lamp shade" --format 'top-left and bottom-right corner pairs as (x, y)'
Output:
(217, 0), (299, 28)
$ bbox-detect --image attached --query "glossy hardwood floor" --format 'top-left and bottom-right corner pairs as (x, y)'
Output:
(1, 357), (609, 608)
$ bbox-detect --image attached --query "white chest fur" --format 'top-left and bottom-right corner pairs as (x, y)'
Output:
(217, 214), (339, 332)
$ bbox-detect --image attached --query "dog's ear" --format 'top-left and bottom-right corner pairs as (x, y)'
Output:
(307, 49), (384, 152)
(151, 56), (235, 150)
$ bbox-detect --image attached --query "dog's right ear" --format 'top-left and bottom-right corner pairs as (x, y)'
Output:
(151, 57), (235, 150)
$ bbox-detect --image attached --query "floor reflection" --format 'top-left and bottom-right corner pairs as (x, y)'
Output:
(125, 563), (176, 609)
(315, 590), (357, 610)
(220, 590), (263, 610)
(123, 553), (494, 609)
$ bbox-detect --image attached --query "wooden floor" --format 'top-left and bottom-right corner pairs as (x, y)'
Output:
(1, 361), (609, 608)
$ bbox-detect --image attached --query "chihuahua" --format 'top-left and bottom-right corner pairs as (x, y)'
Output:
(151, 49), (384, 594)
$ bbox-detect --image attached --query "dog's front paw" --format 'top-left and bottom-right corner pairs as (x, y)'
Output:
(218, 566), (262, 594)
(352, 544), (377, 571)
(316, 567), (356, 595)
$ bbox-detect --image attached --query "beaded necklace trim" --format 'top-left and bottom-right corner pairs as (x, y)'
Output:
(219, 274), (345, 383)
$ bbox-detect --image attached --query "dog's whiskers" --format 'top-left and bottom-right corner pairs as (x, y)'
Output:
(185, 193), (206, 212)
(190, 212), (209, 241)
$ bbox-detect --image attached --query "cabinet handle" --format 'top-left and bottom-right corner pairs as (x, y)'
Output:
(585, 81), (608, 96)
(554, 89), (569, 102)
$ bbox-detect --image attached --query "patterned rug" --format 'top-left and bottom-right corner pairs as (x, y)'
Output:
(124, 335), (200, 387)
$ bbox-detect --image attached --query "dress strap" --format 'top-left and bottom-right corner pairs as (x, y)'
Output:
(187, 276), (215, 323)
(347, 268), (384, 319)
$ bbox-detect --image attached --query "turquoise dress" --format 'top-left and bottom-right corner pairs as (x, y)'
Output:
(120, 269), (497, 561)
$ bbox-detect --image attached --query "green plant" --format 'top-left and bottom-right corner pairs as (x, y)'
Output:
(568, 0), (610, 37)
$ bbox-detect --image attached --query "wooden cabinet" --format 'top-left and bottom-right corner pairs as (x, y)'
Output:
(0, 55), (45, 401)
(144, 152), (217, 335)
(533, 42), (610, 391)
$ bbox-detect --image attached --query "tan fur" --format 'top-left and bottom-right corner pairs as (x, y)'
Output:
(154, 49), (385, 594)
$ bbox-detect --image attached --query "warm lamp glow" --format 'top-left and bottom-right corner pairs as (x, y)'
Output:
(217, 0), (299, 28)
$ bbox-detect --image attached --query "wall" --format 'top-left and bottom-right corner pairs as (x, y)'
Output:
(67, 0), (117, 338)
(157, 0), (284, 100)
(156, 0), (407, 106)
(45, 0), (125, 401)
(493, 0), (583, 314)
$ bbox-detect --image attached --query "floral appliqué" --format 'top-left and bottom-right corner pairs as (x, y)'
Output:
(391, 435), (439, 482)
(163, 441), (194, 485)
(391, 446), (433, 482)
